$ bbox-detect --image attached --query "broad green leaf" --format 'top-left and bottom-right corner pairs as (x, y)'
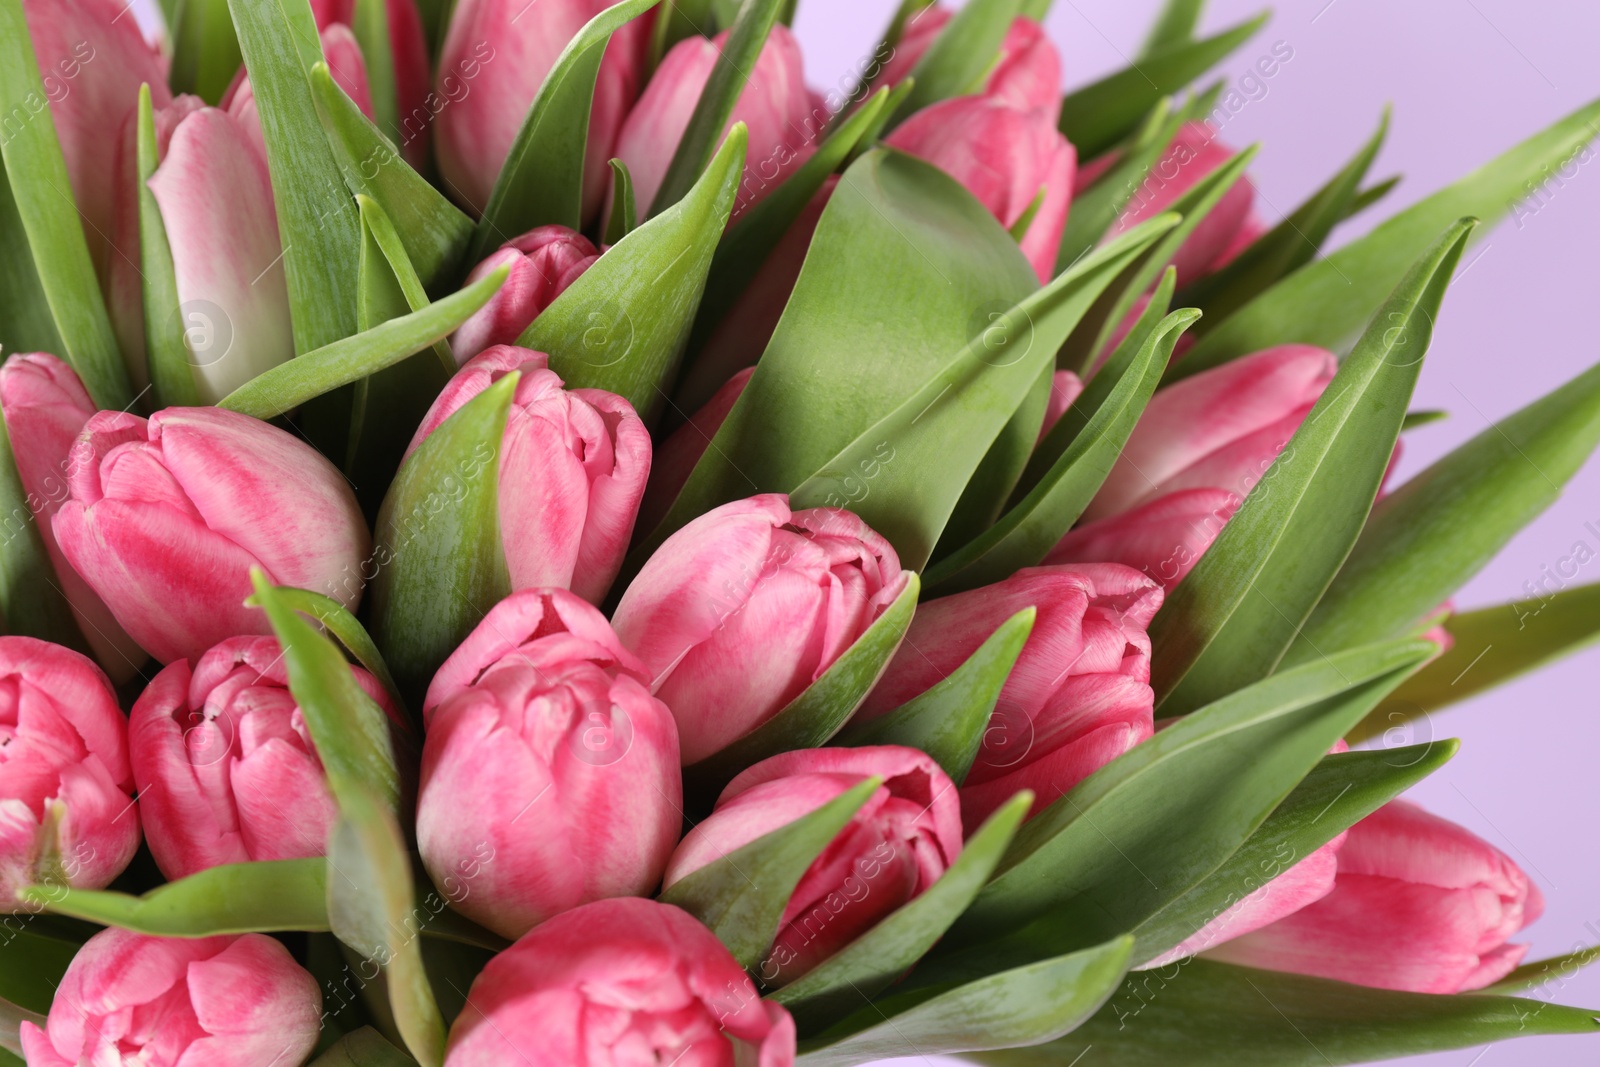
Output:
(650, 0), (781, 216)
(1059, 12), (1268, 160)
(974, 960), (1600, 1066)
(660, 778), (879, 968)
(0, 167), (64, 358)
(472, 0), (659, 253)
(1151, 220), (1474, 716)
(1178, 97), (1600, 377)
(311, 64), (474, 290)
(310, 1028), (420, 1067)
(684, 576), (919, 804)
(228, 0), (363, 352)
(218, 267), (505, 420)
(352, 0), (400, 139)
(369, 376), (514, 702)
(837, 609), (1034, 784)
(1139, 0), (1204, 55)
(518, 126), (746, 420)
(1053, 98), (1187, 273)
(135, 85), (202, 408)
(1129, 740), (1457, 965)
(887, 0), (1023, 127)
(1287, 359), (1600, 666)
(0, 1), (129, 407)
(797, 936), (1133, 1064)
(772, 792), (1032, 1033)
(1483, 947), (1600, 996)
(0, 418), (86, 649)
(1356, 584), (1600, 742)
(0, 925), (80, 1015)
(19, 859), (329, 935)
(604, 159), (637, 246)
(170, 0), (243, 104)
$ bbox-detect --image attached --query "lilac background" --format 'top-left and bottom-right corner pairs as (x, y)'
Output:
(786, 0), (1600, 1064)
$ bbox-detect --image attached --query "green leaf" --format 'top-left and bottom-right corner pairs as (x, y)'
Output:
(649, 0), (714, 69)
(170, 0), (243, 104)
(0, 926), (80, 1015)
(19, 859), (329, 936)
(471, 0), (659, 253)
(797, 936), (1133, 1064)
(837, 609), (1034, 784)
(1178, 97), (1600, 378)
(0, 417), (86, 650)
(887, 0), (1023, 127)
(352, 0), (400, 140)
(684, 576), (919, 804)
(660, 778), (880, 968)
(517, 125), (747, 421)
(603, 158), (637, 246)
(1483, 946), (1600, 996)
(1140, 0), (1204, 55)
(0, 167), (64, 359)
(369, 375), (515, 701)
(1401, 407), (1447, 431)
(650, 0), (780, 216)
(1059, 11), (1268, 160)
(973, 960), (1600, 1066)
(1287, 359), (1600, 667)
(217, 267), (505, 420)
(1150, 219), (1475, 716)
(0, 0), (130, 407)
(228, 0), (363, 352)
(772, 792), (1032, 1033)
(136, 84), (203, 409)
(310, 1028), (420, 1067)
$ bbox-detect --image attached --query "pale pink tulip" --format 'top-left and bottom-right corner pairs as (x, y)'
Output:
(880, 8), (1062, 113)
(666, 745), (963, 986)
(450, 227), (601, 362)
(406, 346), (650, 603)
(613, 494), (912, 764)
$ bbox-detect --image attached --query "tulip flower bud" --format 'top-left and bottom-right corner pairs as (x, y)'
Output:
(613, 494), (913, 765)
(312, 0), (432, 164)
(52, 407), (371, 665)
(860, 564), (1162, 829)
(0, 637), (139, 908)
(665, 745), (963, 986)
(880, 8), (1063, 114)
(1205, 800), (1545, 993)
(0, 354), (145, 679)
(406, 346), (651, 603)
(450, 227), (601, 363)
(130, 636), (401, 880)
(1047, 487), (1242, 588)
(418, 590), (681, 938)
(445, 897), (795, 1064)
(20, 928), (321, 1067)
(1037, 368), (1085, 442)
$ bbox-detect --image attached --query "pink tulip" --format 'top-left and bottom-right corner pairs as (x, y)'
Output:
(129, 636), (400, 880)
(406, 346), (650, 603)
(312, 0), (432, 164)
(612, 24), (815, 222)
(1046, 487), (1242, 588)
(665, 745), (963, 986)
(0, 637), (139, 907)
(1037, 368), (1085, 442)
(641, 366), (755, 533)
(20, 928), (320, 1067)
(52, 407), (371, 665)
(859, 564), (1162, 829)
(880, 9), (1062, 113)
(435, 0), (653, 220)
(0, 354), (145, 679)
(613, 494), (912, 764)
(1205, 800), (1545, 993)
(418, 589), (680, 938)
(444, 897), (794, 1064)
(450, 226), (601, 362)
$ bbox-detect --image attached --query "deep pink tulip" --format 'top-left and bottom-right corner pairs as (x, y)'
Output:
(0, 355), (144, 679)
(860, 564), (1162, 829)
(435, 0), (652, 220)
(613, 494), (912, 764)
(20, 928), (320, 1067)
(641, 366), (755, 533)
(1206, 800), (1545, 993)
(130, 636), (399, 880)
(312, 0), (432, 165)
(880, 8), (1062, 113)
(418, 589), (680, 938)
(52, 407), (370, 665)
(0, 638), (139, 907)
(1047, 487), (1241, 588)
(666, 745), (963, 986)
(611, 24), (815, 222)
(406, 346), (650, 604)
(444, 897), (795, 1064)
(450, 227), (601, 362)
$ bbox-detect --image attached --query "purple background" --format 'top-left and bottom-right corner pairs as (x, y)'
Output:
(786, 0), (1600, 1063)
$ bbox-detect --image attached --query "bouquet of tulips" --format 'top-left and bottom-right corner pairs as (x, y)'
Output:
(3, 0), (1599, 1062)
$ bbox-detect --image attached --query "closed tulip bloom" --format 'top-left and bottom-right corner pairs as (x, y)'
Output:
(52, 407), (370, 665)
(0, 355), (144, 679)
(407, 347), (650, 603)
(450, 227), (601, 363)
(1037, 368), (1085, 442)
(880, 9), (1062, 113)
(20, 928), (321, 1067)
(445, 897), (795, 1065)
(0, 638), (139, 907)
(130, 636), (400, 880)
(613, 494), (913, 765)
(860, 564), (1161, 829)
(1046, 487), (1241, 588)
(1205, 801), (1545, 993)
(312, 0), (432, 163)
(665, 745), (963, 987)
